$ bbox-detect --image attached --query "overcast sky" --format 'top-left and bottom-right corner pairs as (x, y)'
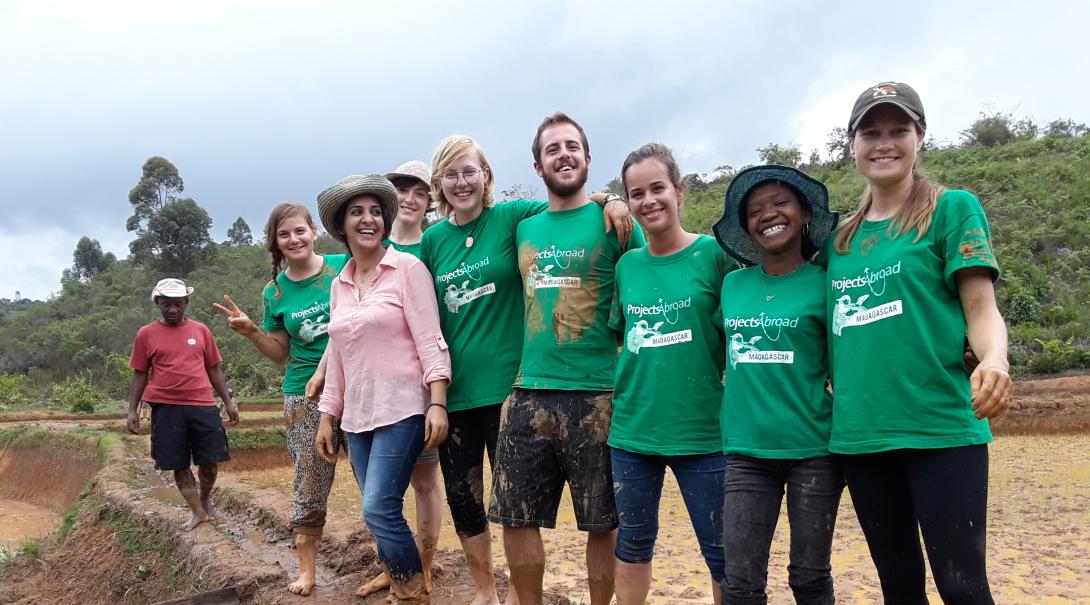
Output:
(2, 0), (1087, 300)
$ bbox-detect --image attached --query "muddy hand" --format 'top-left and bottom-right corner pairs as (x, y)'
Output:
(970, 360), (1013, 419)
(423, 405), (448, 450)
(604, 197), (634, 245)
(126, 411), (140, 434)
(224, 402), (240, 426)
(212, 295), (256, 336)
(304, 372), (325, 403)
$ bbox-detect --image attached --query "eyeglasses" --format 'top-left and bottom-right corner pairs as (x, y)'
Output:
(441, 167), (485, 186)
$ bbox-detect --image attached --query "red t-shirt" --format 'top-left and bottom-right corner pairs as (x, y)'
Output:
(129, 319), (223, 406)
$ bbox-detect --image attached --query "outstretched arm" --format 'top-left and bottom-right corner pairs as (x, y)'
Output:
(958, 267), (1012, 419)
(212, 294), (290, 364)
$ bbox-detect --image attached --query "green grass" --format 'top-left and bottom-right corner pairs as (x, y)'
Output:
(226, 426), (287, 451)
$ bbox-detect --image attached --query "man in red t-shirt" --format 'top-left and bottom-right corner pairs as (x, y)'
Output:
(128, 278), (240, 531)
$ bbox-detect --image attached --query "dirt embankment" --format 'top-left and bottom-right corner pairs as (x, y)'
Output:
(991, 374), (1090, 434)
(0, 432), (101, 512)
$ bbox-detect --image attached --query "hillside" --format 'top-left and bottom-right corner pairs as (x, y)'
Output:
(1, 135), (1088, 403)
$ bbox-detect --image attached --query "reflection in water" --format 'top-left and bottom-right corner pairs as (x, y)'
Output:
(0, 498), (61, 547)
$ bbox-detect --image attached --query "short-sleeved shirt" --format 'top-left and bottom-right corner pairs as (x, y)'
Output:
(720, 262), (833, 459)
(129, 319), (222, 406)
(822, 190), (1000, 454)
(515, 202), (646, 391)
(419, 200), (548, 412)
(261, 254), (348, 395)
(608, 235), (729, 455)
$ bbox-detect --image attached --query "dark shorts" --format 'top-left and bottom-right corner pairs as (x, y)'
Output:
(149, 403), (231, 471)
(487, 388), (617, 532)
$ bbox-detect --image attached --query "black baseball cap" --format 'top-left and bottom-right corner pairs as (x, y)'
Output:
(848, 81), (926, 132)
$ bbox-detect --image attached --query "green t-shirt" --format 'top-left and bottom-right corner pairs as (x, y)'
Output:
(821, 190), (1000, 454)
(720, 262), (833, 459)
(515, 202), (646, 390)
(261, 254), (349, 395)
(608, 235), (729, 455)
(419, 200), (548, 412)
(385, 239), (422, 258)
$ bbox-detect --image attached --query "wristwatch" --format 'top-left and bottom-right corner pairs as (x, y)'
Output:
(604, 193), (625, 205)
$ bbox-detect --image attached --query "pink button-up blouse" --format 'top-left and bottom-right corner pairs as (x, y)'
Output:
(318, 247), (452, 433)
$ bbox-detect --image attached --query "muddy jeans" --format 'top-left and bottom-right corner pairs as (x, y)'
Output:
(284, 395), (340, 536)
(488, 388), (617, 531)
(344, 415), (426, 583)
(611, 447), (726, 581)
(437, 403), (502, 538)
(721, 454), (844, 605)
(841, 445), (993, 605)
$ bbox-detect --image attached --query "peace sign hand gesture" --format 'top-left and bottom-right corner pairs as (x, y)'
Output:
(212, 295), (258, 336)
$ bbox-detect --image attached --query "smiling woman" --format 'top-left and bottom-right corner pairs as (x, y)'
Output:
(314, 174), (451, 604)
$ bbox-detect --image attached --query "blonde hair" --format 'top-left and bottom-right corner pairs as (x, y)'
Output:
(430, 135), (495, 218)
(833, 165), (944, 253)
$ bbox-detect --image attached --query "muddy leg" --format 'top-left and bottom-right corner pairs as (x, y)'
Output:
(459, 530), (503, 605)
(586, 529), (616, 605)
(196, 463), (219, 519)
(503, 526), (544, 605)
(615, 560), (651, 605)
(288, 532), (320, 596)
(174, 468), (212, 531)
(412, 461), (442, 593)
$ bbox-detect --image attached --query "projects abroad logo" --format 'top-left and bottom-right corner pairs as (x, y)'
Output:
(436, 257), (490, 284)
(832, 294), (903, 336)
(724, 312), (798, 342)
(626, 296), (692, 326)
(530, 245), (586, 269)
(831, 261), (901, 296)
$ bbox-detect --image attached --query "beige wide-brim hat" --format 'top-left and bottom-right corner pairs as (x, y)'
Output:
(316, 175), (398, 242)
(150, 278), (194, 301)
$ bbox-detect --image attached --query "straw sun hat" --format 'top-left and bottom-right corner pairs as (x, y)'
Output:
(316, 175), (398, 242)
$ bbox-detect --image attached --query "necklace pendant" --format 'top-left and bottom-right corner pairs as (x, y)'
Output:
(465, 236), (474, 248)
(766, 295), (775, 302)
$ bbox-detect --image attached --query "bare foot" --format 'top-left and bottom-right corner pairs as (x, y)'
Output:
(182, 509), (212, 531)
(469, 594), (501, 605)
(202, 500), (220, 521)
(287, 571), (316, 596)
(356, 571), (391, 598)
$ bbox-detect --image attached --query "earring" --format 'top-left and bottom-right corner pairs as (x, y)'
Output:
(803, 222), (811, 235)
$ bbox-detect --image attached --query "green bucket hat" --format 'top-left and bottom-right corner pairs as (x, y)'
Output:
(713, 165), (838, 266)
(316, 175), (398, 242)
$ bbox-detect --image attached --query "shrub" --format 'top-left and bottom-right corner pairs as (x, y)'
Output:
(0, 373), (29, 407)
(52, 374), (108, 413)
(1027, 338), (1090, 374)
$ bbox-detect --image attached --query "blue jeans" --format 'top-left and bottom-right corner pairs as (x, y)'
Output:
(610, 447), (726, 581)
(344, 415), (425, 582)
(721, 454), (845, 605)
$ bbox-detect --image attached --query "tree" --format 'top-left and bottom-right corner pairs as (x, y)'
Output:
(756, 143), (801, 167)
(825, 127), (852, 164)
(603, 177), (624, 196)
(226, 217), (253, 246)
(126, 156), (184, 234)
(960, 112), (1014, 147)
(129, 198), (214, 275)
(64, 236), (116, 283)
(1045, 118), (1088, 138)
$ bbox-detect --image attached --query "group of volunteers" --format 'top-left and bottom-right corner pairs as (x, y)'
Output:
(126, 81), (1014, 605)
